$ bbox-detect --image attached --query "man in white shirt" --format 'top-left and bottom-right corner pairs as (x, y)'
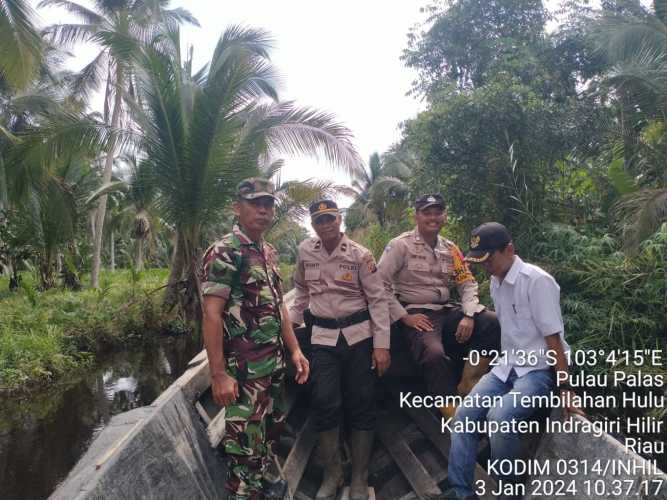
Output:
(442, 222), (582, 500)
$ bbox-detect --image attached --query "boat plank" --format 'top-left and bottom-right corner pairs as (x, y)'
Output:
(377, 419), (441, 500)
(282, 416), (318, 497)
(401, 406), (496, 500)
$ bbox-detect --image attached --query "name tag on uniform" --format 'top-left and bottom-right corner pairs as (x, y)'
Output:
(407, 259), (429, 272)
(304, 262), (320, 280)
(335, 263), (358, 285)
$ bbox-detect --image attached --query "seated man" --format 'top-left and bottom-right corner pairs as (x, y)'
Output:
(443, 222), (582, 500)
(377, 194), (500, 416)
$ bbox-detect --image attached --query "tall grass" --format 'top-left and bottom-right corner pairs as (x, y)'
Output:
(0, 269), (181, 393)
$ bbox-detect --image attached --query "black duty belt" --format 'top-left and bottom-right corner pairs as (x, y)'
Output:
(310, 310), (370, 329)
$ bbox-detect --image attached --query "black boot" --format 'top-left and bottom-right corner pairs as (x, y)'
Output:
(349, 430), (374, 500)
(316, 427), (343, 500)
(262, 477), (288, 500)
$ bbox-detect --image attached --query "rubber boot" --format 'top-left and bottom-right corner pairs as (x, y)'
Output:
(316, 427), (343, 500)
(456, 357), (492, 396)
(349, 430), (374, 500)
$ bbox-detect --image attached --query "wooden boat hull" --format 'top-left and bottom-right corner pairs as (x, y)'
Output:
(51, 290), (667, 499)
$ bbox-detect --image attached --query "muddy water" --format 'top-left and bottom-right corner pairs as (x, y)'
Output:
(0, 335), (201, 500)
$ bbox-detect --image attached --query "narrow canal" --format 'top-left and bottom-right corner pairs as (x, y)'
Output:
(0, 335), (201, 500)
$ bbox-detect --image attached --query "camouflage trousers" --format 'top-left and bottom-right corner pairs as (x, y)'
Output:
(223, 369), (286, 500)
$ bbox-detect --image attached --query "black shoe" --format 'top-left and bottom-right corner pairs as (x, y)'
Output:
(262, 478), (288, 500)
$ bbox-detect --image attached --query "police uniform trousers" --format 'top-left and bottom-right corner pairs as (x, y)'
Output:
(310, 335), (376, 432)
(223, 363), (286, 500)
(400, 306), (500, 397)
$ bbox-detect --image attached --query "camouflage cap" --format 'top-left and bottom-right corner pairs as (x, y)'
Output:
(237, 177), (277, 201)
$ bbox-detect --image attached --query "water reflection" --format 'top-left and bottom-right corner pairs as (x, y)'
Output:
(0, 335), (200, 500)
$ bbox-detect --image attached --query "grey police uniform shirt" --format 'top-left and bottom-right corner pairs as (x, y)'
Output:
(490, 256), (570, 382)
(377, 229), (485, 324)
(289, 234), (390, 349)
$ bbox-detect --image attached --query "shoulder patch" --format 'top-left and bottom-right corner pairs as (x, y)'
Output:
(362, 252), (377, 273)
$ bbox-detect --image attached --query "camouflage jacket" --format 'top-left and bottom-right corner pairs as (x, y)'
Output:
(201, 225), (285, 380)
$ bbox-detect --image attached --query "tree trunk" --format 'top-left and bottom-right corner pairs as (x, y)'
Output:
(62, 242), (82, 291)
(0, 154), (7, 211)
(134, 236), (144, 271)
(91, 67), (123, 288)
(164, 227), (203, 325)
(110, 229), (115, 271)
(39, 251), (56, 290)
(164, 231), (185, 309)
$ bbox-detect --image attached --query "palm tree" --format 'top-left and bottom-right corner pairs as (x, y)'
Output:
(39, 0), (198, 288)
(346, 151), (410, 231)
(0, 0), (42, 90)
(86, 154), (158, 271)
(592, 0), (667, 252)
(128, 26), (363, 318)
(0, 49), (107, 289)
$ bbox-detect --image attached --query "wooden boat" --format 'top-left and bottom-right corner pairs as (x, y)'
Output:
(51, 291), (667, 500)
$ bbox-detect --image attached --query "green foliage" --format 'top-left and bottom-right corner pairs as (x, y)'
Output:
(0, 269), (177, 393)
(278, 262), (295, 292)
(404, 0), (548, 93)
(346, 152), (410, 232)
(0, 0), (42, 90)
(519, 223), (666, 356)
(351, 210), (414, 260)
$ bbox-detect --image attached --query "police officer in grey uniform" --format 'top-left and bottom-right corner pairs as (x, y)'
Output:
(289, 199), (390, 500)
(378, 194), (500, 417)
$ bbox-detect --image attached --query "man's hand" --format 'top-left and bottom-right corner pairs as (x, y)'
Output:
(455, 316), (474, 343)
(291, 349), (310, 384)
(372, 348), (391, 377)
(561, 389), (586, 417)
(212, 372), (238, 407)
(401, 313), (434, 332)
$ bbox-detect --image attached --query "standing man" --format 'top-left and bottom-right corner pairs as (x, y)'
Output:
(201, 178), (310, 500)
(442, 222), (582, 500)
(377, 194), (501, 417)
(289, 199), (390, 500)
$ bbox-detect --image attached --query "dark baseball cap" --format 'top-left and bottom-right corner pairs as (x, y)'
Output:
(415, 193), (445, 211)
(309, 199), (339, 221)
(465, 222), (512, 262)
(237, 177), (277, 201)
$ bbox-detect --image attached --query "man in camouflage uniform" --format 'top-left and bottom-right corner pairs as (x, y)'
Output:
(378, 194), (500, 417)
(201, 178), (310, 500)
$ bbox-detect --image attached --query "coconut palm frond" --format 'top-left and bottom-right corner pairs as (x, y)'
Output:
(69, 50), (109, 102)
(244, 102), (364, 177)
(613, 188), (667, 254)
(0, 0), (43, 89)
(85, 180), (128, 206)
(38, 0), (104, 25)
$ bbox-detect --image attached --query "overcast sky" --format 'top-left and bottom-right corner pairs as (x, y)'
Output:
(31, 0), (632, 200)
(32, 0), (429, 194)
(174, 1), (427, 188)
